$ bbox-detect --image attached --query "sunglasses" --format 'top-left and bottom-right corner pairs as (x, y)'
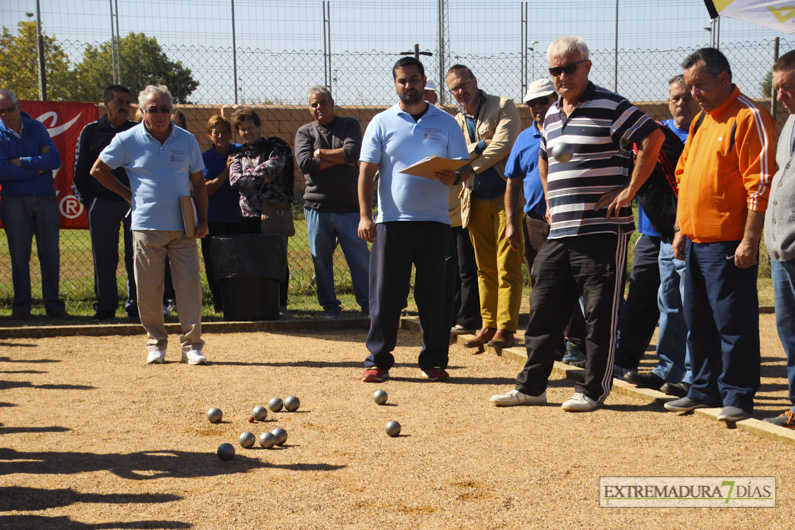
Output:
(526, 96), (552, 107)
(549, 60), (588, 78)
(0, 105), (18, 115)
(146, 106), (172, 114)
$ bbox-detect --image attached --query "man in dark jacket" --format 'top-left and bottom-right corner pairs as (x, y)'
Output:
(73, 84), (139, 320)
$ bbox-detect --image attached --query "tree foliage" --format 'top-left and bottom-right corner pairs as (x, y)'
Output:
(761, 70), (773, 99)
(0, 23), (199, 103)
(0, 22), (75, 101)
(73, 33), (199, 103)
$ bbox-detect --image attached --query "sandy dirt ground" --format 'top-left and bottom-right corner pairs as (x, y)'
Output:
(0, 315), (793, 529)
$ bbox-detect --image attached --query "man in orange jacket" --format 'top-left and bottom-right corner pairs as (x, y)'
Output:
(665, 48), (776, 423)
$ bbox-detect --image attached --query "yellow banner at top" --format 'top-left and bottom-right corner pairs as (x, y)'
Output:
(707, 0), (795, 33)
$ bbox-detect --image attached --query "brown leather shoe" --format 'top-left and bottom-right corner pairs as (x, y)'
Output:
(464, 327), (496, 348)
(487, 330), (514, 348)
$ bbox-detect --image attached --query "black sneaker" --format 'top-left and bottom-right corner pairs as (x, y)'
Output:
(624, 370), (665, 390)
(660, 381), (690, 398)
(664, 397), (716, 412)
(92, 310), (116, 321)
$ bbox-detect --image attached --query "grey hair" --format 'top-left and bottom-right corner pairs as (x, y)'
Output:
(668, 74), (685, 87)
(547, 36), (590, 62)
(0, 88), (19, 105)
(138, 85), (173, 108)
(308, 85), (332, 101)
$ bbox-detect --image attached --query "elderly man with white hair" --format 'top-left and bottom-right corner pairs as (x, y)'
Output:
(490, 36), (664, 412)
(91, 85), (209, 366)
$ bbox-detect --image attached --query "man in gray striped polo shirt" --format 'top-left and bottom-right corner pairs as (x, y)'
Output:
(491, 35), (664, 412)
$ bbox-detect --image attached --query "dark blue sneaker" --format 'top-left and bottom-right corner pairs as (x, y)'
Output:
(562, 341), (585, 368)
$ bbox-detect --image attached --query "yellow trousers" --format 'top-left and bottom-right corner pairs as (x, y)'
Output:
(467, 195), (524, 332)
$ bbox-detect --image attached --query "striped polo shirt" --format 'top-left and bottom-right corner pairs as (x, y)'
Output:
(541, 82), (658, 239)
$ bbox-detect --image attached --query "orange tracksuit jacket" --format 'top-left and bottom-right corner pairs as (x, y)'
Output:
(675, 86), (776, 243)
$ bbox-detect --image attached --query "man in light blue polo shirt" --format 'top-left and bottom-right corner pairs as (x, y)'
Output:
(358, 57), (469, 383)
(91, 85), (209, 366)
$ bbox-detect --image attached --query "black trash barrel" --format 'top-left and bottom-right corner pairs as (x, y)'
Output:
(210, 234), (287, 321)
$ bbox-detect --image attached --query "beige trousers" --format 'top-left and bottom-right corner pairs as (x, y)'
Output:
(133, 230), (204, 354)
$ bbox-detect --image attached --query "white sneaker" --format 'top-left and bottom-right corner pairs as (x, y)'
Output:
(561, 392), (598, 412)
(489, 389), (547, 407)
(182, 349), (207, 365)
(146, 350), (166, 364)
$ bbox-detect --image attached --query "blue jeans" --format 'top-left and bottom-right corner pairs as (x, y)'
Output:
(0, 195), (65, 313)
(684, 239), (759, 411)
(770, 258), (795, 413)
(305, 208), (370, 312)
(653, 240), (692, 384)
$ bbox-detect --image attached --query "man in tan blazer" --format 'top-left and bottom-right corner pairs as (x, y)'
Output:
(446, 65), (522, 349)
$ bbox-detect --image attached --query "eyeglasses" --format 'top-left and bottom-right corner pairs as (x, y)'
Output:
(145, 106), (172, 114)
(669, 94), (693, 104)
(449, 77), (474, 93)
(548, 60), (588, 78)
(0, 105), (18, 115)
(526, 96), (552, 107)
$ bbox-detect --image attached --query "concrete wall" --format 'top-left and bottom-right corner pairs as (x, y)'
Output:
(104, 98), (789, 183)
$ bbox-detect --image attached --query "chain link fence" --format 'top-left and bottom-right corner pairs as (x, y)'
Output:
(0, 0), (791, 311)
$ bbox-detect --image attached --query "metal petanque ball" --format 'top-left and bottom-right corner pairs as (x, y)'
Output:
(272, 427), (288, 445)
(206, 407), (223, 423)
(552, 142), (573, 163)
(373, 389), (388, 405)
(268, 397), (284, 412)
(238, 431), (256, 449)
(284, 395), (300, 412)
(259, 432), (277, 449)
(217, 443), (235, 461)
(385, 420), (401, 437)
(252, 405), (268, 421)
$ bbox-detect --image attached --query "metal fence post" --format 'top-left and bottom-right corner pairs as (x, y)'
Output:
(35, 0), (47, 100)
(232, 0), (238, 104)
(772, 37), (779, 124)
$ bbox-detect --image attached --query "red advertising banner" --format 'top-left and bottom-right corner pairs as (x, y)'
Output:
(0, 101), (98, 229)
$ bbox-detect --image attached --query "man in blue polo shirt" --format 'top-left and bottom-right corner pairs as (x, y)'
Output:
(358, 57), (469, 383)
(491, 36), (663, 412)
(91, 85), (209, 366)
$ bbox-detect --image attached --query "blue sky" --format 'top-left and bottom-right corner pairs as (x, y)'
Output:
(1, 1), (790, 105)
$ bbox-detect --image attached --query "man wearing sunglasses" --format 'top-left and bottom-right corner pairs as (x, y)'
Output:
(446, 65), (521, 350)
(491, 36), (664, 412)
(0, 88), (67, 319)
(503, 78), (587, 367)
(91, 85), (209, 366)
